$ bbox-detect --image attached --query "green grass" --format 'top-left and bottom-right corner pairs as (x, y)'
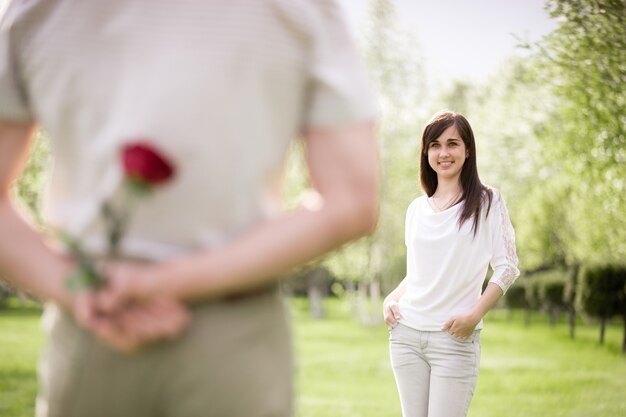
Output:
(0, 306), (44, 417)
(0, 300), (625, 417)
(292, 300), (626, 417)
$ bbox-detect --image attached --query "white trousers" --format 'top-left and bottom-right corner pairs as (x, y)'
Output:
(389, 323), (481, 417)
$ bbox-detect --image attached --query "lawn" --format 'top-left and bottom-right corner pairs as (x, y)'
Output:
(0, 306), (43, 417)
(1, 299), (625, 417)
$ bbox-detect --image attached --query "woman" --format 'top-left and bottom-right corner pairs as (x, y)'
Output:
(383, 111), (519, 417)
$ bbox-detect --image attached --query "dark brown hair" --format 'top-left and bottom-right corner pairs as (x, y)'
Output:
(419, 111), (493, 235)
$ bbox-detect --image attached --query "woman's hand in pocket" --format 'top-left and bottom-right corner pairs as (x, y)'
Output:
(383, 300), (401, 327)
(442, 312), (479, 340)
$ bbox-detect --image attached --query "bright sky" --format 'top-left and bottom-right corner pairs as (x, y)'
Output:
(339, 0), (558, 83)
(0, 0), (557, 83)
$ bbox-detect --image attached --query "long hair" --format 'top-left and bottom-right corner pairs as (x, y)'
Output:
(419, 111), (493, 235)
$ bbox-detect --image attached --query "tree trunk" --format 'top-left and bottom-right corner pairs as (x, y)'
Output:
(307, 268), (325, 320)
(524, 308), (532, 326)
(357, 281), (372, 325)
(567, 263), (579, 339)
(307, 285), (324, 320)
(622, 310), (626, 354)
(599, 318), (606, 345)
(370, 278), (381, 326)
(345, 280), (359, 320)
(549, 309), (557, 327)
(568, 305), (576, 339)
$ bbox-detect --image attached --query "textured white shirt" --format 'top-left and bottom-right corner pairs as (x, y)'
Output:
(398, 191), (520, 331)
(0, 0), (377, 259)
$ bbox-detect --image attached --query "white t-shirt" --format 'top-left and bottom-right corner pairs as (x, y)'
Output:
(0, 0), (377, 259)
(398, 191), (520, 331)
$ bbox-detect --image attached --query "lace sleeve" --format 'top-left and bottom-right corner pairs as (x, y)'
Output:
(488, 191), (520, 294)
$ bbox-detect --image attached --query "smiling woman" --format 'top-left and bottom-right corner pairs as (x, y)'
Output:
(420, 112), (489, 235)
(382, 111), (520, 417)
(426, 127), (467, 190)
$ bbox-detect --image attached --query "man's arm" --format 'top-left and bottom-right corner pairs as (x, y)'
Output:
(0, 121), (76, 307)
(0, 121), (191, 351)
(101, 122), (379, 305)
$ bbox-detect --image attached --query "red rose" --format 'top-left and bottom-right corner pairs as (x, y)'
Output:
(121, 142), (175, 187)
(63, 141), (176, 291)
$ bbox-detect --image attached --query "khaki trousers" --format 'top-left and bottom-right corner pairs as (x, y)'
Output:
(36, 288), (293, 417)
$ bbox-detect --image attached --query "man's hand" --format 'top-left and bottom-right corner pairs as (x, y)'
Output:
(73, 290), (190, 353)
(88, 261), (163, 315)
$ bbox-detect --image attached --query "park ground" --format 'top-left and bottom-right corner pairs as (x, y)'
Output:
(1, 298), (625, 417)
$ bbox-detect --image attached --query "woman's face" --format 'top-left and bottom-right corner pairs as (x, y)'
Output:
(427, 124), (467, 182)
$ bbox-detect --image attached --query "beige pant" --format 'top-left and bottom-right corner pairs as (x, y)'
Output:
(389, 323), (481, 417)
(36, 288), (293, 417)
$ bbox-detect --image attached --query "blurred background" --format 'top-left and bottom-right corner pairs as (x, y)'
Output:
(1, 1), (625, 417)
(280, 0), (625, 334)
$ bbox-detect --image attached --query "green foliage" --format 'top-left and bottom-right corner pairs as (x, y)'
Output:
(11, 131), (50, 224)
(465, 0), (626, 271)
(535, 269), (568, 311)
(468, 57), (561, 270)
(577, 265), (626, 321)
(523, 277), (542, 311)
(529, 0), (626, 265)
(0, 281), (12, 308)
(517, 270), (569, 324)
(534, 269), (569, 325)
(504, 284), (528, 310)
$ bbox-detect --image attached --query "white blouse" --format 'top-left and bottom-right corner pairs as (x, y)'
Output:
(398, 190), (520, 331)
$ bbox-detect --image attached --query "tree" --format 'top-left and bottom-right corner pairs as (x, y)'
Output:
(523, 276), (542, 326)
(536, 270), (568, 326)
(577, 265), (626, 349)
(530, 0), (626, 266)
(503, 284), (528, 321)
(12, 130), (50, 224)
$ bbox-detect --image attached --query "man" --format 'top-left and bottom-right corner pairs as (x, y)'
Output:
(0, 1), (379, 416)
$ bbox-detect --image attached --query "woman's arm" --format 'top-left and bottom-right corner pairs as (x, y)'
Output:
(487, 191), (520, 294)
(383, 277), (407, 327)
(442, 282), (503, 338)
(99, 122), (379, 307)
(443, 191), (520, 338)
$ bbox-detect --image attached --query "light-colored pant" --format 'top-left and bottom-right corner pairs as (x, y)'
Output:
(36, 288), (293, 417)
(389, 323), (481, 417)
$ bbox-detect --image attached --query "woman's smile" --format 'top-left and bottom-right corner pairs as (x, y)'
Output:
(428, 125), (467, 180)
